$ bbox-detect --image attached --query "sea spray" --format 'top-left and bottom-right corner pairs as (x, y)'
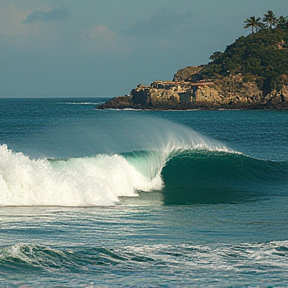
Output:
(26, 113), (229, 159)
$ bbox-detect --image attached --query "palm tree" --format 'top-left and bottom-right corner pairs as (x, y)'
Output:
(277, 15), (288, 29)
(244, 16), (263, 33)
(263, 10), (277, 29)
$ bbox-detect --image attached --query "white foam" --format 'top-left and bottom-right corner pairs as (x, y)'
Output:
(0, 144), (162, 206)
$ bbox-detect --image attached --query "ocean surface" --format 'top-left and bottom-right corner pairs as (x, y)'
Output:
(0, 98), (288, 287)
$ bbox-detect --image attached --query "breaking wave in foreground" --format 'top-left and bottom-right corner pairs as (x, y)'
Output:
(0, 119), (287, 206)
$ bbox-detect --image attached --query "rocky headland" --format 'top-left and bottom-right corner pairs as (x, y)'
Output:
(98, 13), (288, 110)
(98, 68), (288, 110)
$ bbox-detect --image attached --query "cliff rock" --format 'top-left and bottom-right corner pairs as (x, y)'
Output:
(98, 72), (288, 110)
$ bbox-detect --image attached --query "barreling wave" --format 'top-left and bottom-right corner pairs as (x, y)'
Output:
(0, 119), (229, 206)
(0, 119), (287, 206)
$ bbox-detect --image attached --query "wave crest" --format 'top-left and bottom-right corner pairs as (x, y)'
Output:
(1, 142), (287, 206)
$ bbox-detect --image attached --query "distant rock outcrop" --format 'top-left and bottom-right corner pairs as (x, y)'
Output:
(97, 68), (288, 110)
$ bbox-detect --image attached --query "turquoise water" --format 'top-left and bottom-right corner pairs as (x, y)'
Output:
(0, 98), (288, 287)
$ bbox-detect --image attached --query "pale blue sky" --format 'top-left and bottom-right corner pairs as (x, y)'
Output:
(0, 0), (287, 97)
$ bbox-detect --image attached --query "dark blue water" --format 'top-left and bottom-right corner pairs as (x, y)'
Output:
(0, 98), (288, 287)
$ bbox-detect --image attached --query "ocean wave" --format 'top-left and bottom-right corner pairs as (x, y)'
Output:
(0, 120), (230, 207)
(0, 244), (154, 273)
(1, 142), (287, 206)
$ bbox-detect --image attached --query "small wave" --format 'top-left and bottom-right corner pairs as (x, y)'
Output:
(61, 102), (103, 105)
(0, 243), (155, 274)
(1, 241), (287, 285)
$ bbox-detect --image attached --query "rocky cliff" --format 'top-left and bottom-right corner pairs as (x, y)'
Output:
(97, 66), (288, 110)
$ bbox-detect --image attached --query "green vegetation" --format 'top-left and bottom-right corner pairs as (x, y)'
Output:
(263, 10), (277, 29)
(244, 16), (264, 33)
(198, 11), (288, 94)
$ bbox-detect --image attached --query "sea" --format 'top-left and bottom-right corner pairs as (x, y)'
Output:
(0, 97), (287, 287)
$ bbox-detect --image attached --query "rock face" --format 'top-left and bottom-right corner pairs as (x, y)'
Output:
(98, 67), (288, 110)
(98, 95), (133, 109)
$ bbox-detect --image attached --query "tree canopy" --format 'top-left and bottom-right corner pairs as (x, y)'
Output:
(197, 11), (288, 94)
(244, 16), (264, 33)
(263, 10), (277, 29)
(244, 11), (287, 33)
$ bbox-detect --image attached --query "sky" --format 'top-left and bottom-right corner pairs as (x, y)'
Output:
(0, 0), (287, 98)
